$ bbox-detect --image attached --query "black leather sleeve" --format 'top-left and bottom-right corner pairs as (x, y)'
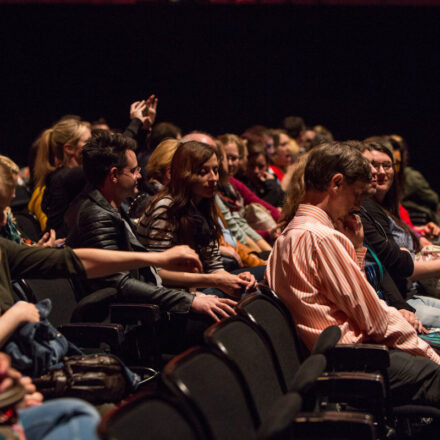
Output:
(118, 275), (194, 313)
(67, 205), (195, 313)
(122, 118), (143, 139)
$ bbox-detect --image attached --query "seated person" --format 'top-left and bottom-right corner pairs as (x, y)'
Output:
(137, 141), (259, 297)
(240, 142), (285, 208)
(182, 132), (273, 254)
(0, 352), (100, 440)
(267, 129), (293, 182)
(65, 131), (235, 322)
(140, 138), (265, 271)
(0, 157), (63, 247)
(217, 133), (281, 223)
(359, 141), (440, 329)
(267, 142), (440, 407)
(29, 119), (91, 234)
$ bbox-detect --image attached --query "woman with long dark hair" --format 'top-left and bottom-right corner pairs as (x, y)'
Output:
(137, 141), (257, 298)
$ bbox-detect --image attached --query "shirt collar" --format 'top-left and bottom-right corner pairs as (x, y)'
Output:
(294, 204), (334, 229)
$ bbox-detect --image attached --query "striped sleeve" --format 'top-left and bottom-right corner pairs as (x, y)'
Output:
(137, 198), (175, 252)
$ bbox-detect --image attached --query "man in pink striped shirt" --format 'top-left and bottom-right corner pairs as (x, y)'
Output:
(267, 142), (440, 406)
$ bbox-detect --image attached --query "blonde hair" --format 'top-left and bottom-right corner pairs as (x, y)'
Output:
(146, 138), (181, 182)
(0, 156), (18, 207)
(282, 153), (309, 224)
(33, 119), (90, 187)
(0, 155), (19, 177)
(217, 133), (246, 159)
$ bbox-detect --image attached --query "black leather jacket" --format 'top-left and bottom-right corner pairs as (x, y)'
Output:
(65, 188), (194, 313)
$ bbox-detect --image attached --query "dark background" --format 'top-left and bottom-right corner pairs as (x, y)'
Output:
(1, 5), (439, 190)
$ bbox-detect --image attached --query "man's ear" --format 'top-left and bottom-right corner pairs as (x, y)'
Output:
(110, 167), (119, 184)
(329, 173), (344, 193)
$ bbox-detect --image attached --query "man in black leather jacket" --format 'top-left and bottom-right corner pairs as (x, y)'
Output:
(65, 131), (236, 321)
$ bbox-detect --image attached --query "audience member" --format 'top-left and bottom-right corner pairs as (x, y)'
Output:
(138, 141), (258, 297)
(241, 142), (285, 207)
(29, 118), (91, 235)
(267, 142), (440, 407)
(65, 131), (236, 323)
(359, 141), (440, 328)
(268, 129), (292, 182)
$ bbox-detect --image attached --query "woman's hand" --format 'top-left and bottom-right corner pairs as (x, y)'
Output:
(157, 246), (202, 273)
(213, 270), (257, 298)
(418, 222), (440, 238)
(191, 295), (237, 322)
(36, 229), (65, 248)
(142, 94), (158, 130)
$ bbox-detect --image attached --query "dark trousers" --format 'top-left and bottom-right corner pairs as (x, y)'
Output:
(388, 349), (440, 406)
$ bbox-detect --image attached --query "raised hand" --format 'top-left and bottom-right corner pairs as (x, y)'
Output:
(142, 94), (158, 130)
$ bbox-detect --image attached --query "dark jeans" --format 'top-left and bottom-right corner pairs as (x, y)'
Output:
(388, 349), (440, 406)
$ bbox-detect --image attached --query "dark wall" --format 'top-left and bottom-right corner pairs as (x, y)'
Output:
(1, 5), (440, 190)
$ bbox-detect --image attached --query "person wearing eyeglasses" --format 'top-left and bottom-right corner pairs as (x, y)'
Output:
(359, 141), (440, 330)
(64, 131), (236, 349)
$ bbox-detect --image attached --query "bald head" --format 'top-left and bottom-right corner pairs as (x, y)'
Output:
(182, 132), (216, 148)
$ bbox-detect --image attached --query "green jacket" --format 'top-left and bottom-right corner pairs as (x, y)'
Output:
(0, 238), (85, 313)
(402, 167), (440, 225)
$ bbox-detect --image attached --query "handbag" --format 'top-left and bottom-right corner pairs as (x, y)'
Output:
(244, 203), (277, 231)
(33, 354), (132, 404)
(415, 245), (440, 298)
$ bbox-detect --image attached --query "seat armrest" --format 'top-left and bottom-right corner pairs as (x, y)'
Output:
(110, 303), (161, 326)
(291, 411), (377, 440)
(315, 371), (387, 409)
(59, 323), (125, 352)
(326, 343), (390, 372)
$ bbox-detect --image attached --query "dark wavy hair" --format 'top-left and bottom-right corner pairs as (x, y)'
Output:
(145, 141), (221, 249)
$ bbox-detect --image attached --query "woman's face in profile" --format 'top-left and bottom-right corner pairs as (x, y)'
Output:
(191, 154), (219, 204)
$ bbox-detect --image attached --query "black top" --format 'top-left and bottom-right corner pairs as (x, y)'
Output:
(43, 166), (87, 237)
(239, 176), (285, 208)
(360, 199), (414, 298)
(65, 188), (194, 313)
(0, 238), (85, 312)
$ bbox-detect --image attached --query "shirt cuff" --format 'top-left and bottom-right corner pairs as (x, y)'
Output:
(355, 246), (367, 269)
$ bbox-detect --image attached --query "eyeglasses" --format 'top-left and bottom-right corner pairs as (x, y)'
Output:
(119, 166), (141, 177)
(371, 161), (393, 171)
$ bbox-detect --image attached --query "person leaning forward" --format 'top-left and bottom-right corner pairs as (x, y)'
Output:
(266, 142), (440, 407)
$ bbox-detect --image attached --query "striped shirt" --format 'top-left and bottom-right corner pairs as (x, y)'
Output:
(137, 195), (223, 273)
(266, 204), (440, 364)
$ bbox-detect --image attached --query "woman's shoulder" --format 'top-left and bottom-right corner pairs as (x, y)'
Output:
(149, 194), (174, 212)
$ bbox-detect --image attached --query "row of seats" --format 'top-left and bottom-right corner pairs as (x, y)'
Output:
(99, 293), (383, 440)
(15, 276), (440, 438)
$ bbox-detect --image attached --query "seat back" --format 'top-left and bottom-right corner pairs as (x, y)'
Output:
(19, 278), (78, 326)
(163, 347), (258, 440)
(13, 211), (42, 242)
(99, 390), (206, 440)
(237, 293), (304, 390)
(204, 317), (285, 423)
